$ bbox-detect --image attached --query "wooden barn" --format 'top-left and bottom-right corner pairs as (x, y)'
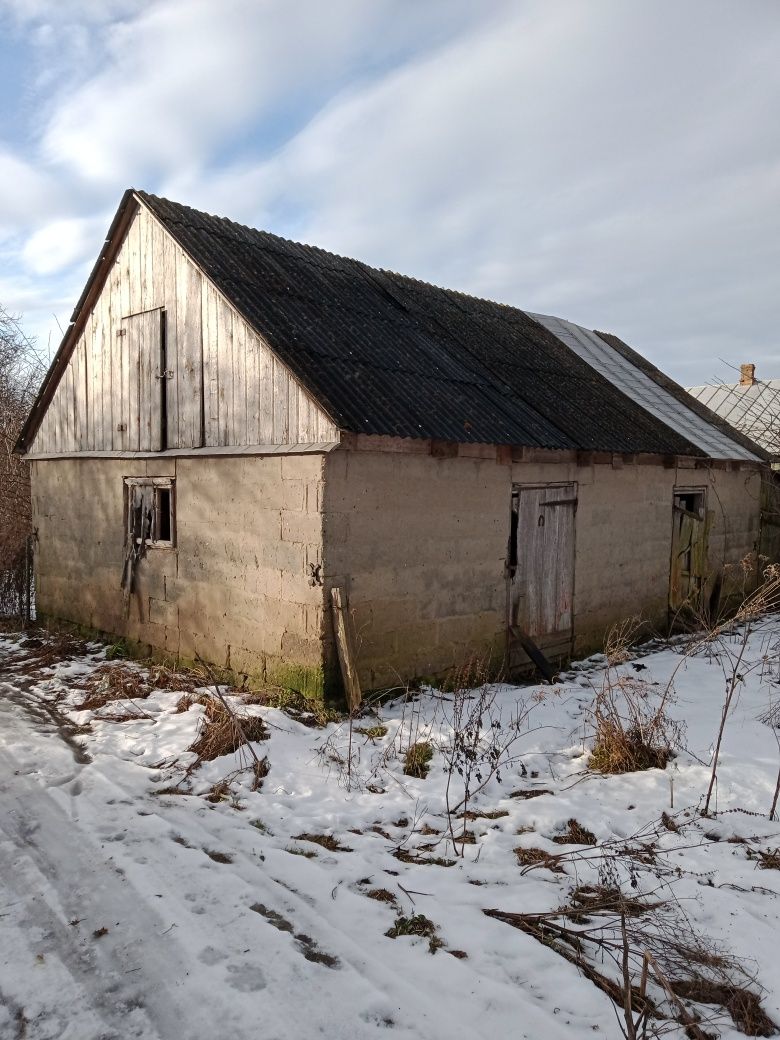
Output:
(16, 190), (773, 699)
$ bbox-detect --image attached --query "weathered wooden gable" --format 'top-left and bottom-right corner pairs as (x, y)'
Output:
(30, 202), (339, 455)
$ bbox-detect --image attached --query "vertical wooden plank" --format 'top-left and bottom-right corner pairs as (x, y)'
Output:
(126, 315), (140, 451)
(231, 316), (247, 445)
(159, 224), (178, 447)
(136, 311), (153, 450)
(287, 370), (298, 445)
(140, 208), (155, 311)
(87, 313), (97, 450)
(177, 252), (204, 448)
(76, 338), (88, 450)
(257, 338), (273, 442)
(35, 414), (46, 454)
(98, 282), (111, 449)
(201, 281), (218, 447)
(299, 387), (317, 443)
(216, 297), (232, 445)
(272, 357), (289, 443)
(244, 320), (261, 444)
(70, 345), (79, 451)
(126, 211), (141, 315)
(119, 230), (132, 448)
(147, 310), (163, 451)
(62, 364), (73, 451)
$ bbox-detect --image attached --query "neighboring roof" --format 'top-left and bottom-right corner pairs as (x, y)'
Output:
(17, 189), (767, 462)
(531, 315), (762, 461)
(687, 379), (780, 456)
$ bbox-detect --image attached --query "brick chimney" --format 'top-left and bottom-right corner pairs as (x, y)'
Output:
(740, 363), (756, 386)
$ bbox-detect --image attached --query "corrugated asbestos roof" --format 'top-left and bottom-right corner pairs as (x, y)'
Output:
(531, 315), (761, 461)
(138, 191), (728, 457)
(20, 188), (764, 461)
(687, 379), (780, 456)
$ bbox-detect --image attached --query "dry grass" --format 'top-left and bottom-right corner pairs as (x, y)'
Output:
(74, 664), (151, 710)
(292, 833), (353, 853)
(385, 914), (443, 953)
(567, 884), (659, 920)
(354, 724), (389, 739)
(586, 618), (682, 775)
(187, 697), (269, 762)
(552, 819), (598, 846)
(755, 848), (780, 871)
(590, 720), (673, 774)
(147, 663), (206, 694)
(392, 848), (456, 868)
(366, 888), (398, 906)
(486, 877), (777, 1039)
(403, 741), (433, 778)
(672, 980), (776, 1037)
(513, 846), (566, 873)
(509, 788), (554, 800)
(203, 849), (233, 864)
(242, 687), (342, 727)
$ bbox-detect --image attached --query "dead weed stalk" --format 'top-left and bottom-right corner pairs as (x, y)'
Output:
(587, 618), (684, 775)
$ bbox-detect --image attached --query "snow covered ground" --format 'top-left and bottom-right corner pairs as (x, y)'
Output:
(2, 622), (780, 1040)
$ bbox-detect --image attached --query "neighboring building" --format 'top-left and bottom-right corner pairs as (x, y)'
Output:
(688, 365), (780, 464)
(16, 190), (774, 698)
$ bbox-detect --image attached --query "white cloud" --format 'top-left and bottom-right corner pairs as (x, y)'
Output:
(21, 214), (107, 275)
(171, 0), (777, 384)
(39, 0), (484, 184)
(0, 0), (778, 385)
(0, 150), (63, 235)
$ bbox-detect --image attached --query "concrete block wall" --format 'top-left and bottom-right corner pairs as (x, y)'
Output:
(323, 448), (766, 690)
(30, 448), (766, 700)
(31, 454), (327, 695)
(323, 449), (507, 690)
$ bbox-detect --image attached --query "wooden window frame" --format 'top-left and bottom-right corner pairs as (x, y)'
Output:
(124, 476), (176, 549)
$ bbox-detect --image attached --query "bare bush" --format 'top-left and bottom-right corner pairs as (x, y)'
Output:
(486, 870), (775, 1038)
(694, 563), (780, 814)
(586, 620), (683, 775)
(0, 307), (45, 621)
(440, 657), (537, 854)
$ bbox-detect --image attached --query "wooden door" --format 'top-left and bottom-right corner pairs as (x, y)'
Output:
(122, 309), (167, 451)
(669, 489), (707, 615)
(508, 483), (576, 673)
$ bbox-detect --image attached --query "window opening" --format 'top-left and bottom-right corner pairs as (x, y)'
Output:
(507, 490), (519, 575)
(673, 490), (704, 518)
(155, 487), (172, 543)
(120, 477), (175, 608)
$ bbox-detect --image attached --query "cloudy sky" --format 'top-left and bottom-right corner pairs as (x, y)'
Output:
(0, 0), (777, 386)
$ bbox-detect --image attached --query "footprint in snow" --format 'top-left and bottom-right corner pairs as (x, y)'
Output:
(198, 946), (227, 966)
(226, 962), (266, 993)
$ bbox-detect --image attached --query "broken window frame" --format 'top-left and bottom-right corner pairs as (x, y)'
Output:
(123, 477), (176, 550)
(673, 487), (706, 521)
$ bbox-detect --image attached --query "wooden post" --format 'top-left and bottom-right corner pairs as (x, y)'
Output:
(330, 586), (362, 712)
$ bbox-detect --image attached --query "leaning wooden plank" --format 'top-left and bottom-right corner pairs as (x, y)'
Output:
(331, 586), (362, 712)
(509, 626), (556, 682)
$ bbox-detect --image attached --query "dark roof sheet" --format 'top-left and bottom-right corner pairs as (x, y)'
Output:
(136, 191), (706, 456)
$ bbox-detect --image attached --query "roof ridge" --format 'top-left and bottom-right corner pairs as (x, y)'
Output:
(134, 189), (525, 316)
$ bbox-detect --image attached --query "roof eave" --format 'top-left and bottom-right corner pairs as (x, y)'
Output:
(14, 188), (141, 455)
